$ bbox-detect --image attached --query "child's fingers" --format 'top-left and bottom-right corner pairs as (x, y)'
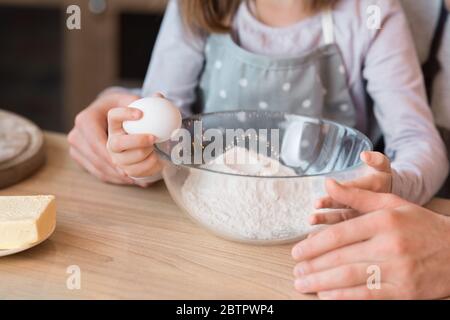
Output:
(309, 209), (362, 225)
(122, 153), (162, 178)
(107, 107), (142, 135)
(108, 134), (155, 153)
(360, 151), (391, 173)
(112, 147), (154, 166)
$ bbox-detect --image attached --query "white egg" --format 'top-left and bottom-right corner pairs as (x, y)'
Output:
(123, 97), (182, 142)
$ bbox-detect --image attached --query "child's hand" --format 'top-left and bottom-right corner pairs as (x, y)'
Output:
(68, 92), (140, 185)
(312, 151), (393, 224)
(106, 107), (162, 180)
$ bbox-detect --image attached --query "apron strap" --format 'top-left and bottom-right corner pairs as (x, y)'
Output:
(321, 9), (335, 45)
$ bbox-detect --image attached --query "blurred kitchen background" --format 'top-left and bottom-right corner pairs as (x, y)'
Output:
(0, 0), (168, 132)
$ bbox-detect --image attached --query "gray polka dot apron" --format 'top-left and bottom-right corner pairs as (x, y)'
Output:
(198, 10), (357, 128)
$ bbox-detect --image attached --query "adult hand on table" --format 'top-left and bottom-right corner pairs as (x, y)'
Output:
(292, 180), (450, 299)
(68, 91), (150, 187)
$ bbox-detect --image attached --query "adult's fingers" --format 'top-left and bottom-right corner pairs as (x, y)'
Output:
(294, 263), (373, 293)
(107, 107), (142, 135)
(293, 239), (379, 277)
(321, 179), (406, 213)
(309, 209), (362, 225)
(108, 134), (154, 153)
(292, 210), (383, 261)
(317, 283), (396, 300)
(361, 151), (391, 173)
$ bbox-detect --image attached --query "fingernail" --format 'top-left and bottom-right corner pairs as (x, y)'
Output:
(294, 264), (305, 277)
(133, 110), (142, 119)
(294, 278), (310, 292)
(148, 135), (155, 144)
(330, 179), (339, 185)
(362, 152), (370, 162)
(292, 246), (303, 259)
(325, 178), (337, 187)
(329, 179), (342, 190)
(314, 200), (322, 209)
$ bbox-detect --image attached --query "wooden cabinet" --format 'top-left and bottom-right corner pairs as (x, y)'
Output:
(0, 0), (168, 132)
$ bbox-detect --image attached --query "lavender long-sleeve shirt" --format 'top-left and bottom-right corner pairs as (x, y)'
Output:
(141, 0), (448, 204)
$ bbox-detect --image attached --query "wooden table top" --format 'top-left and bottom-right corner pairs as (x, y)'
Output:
(1, 132), (449, 299)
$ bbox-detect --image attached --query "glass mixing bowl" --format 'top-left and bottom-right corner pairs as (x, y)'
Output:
(155, 111), (372, 245)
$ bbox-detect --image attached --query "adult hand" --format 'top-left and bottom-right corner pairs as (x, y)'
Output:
(68, 92), (139, 185)
(292, 180), (450, 299)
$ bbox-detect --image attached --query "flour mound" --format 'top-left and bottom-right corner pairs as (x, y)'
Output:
(181, 147), (316, 241)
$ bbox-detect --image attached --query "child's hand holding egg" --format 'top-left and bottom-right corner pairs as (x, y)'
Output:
(106, 94), (181, 180)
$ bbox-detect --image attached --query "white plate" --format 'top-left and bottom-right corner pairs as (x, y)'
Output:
(0, 224), (56, 257)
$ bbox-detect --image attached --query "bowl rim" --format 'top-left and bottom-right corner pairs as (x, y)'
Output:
(154, 110), (373, 179)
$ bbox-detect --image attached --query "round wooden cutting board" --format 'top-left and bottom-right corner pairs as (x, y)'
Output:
(0, 110), (46, 189)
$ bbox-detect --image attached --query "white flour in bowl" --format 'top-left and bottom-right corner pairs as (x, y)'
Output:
(181, 147), (317, 241)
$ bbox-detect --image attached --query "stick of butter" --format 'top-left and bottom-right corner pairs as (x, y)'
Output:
(0, 195), (56, 250)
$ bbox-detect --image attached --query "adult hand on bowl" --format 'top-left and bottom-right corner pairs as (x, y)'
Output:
(292, 182), (450, 299)
(314, 151), (393, 214)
